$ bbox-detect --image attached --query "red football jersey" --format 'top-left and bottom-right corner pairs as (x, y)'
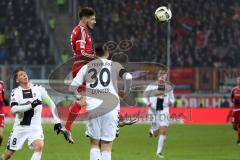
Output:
(70, 25), (95, 77)
(0, 82), (6, 102)
(231, 86), (240, 110)
(0, 81), (8, 114)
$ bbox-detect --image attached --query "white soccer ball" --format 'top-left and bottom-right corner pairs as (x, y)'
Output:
(154, 6), (172, 22)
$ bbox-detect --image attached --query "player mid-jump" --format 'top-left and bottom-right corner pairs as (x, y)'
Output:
(61, 7), (96, 144)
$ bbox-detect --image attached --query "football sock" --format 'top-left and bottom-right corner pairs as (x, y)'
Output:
(31, 151), (42, 160)
(101, 151), (111, 160)
(65, 102), (82, 130)
(90, 148), (101, 160)
(156, 135), (166, 155)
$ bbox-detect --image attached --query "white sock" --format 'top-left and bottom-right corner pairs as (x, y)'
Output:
(31, 151), (42, 160)
(156, 135), (166, 155)
(90, 148), (101, 160)
(101, 151), (111, 160)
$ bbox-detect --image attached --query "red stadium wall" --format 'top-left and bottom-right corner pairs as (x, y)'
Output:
(169, 108), (231, 124)
(1, 106), (232, 124)
(119, 107), (232, 124)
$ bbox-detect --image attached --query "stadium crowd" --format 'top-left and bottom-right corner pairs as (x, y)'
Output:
(1, 0), (240, 68)
(80, 0), (240, 67)
(0, 0), (54, 65)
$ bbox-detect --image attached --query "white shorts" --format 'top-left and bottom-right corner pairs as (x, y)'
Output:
(7, 126), (44, 151)
(85, 110), (119, 141)
(151, 108), (169, 131)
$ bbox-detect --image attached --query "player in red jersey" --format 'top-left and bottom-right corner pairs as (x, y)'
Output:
(0, 81), (9, 145)
(60, 7), (96, 144)
(231, 77), (240, 145)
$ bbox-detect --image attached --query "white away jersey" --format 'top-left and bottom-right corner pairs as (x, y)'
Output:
(10, 83), (48, 129)
(143, 83), (175, 110)
(71, 58), (125, 111)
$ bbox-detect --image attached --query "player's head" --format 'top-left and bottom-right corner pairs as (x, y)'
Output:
(157, 69), (168, 83)
(79, 7), (96, 30)
(13, 68), (29, 84)
(237, 77), (240, 86)
(94, 42), (109, 58)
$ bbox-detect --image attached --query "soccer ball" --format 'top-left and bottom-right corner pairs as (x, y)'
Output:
(154, 6), (172, 22)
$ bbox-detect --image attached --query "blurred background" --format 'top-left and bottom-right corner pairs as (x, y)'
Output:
(0, 0), (240, 109)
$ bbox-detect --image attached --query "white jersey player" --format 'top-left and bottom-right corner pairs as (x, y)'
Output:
(143, 69), (175, 159)
(0, 68), (62, 160)
(69, 43), (132, 160)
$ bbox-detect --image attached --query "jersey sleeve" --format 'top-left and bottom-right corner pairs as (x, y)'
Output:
(10, 89), (19, 107)
(39, 86), (49, 100)
(168, 90), (175, 104)
(70, 65), (88, 91)
(143, 85), (153, 104)
(113, 62), (127, 79)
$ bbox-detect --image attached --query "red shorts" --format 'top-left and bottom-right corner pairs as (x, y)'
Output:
(232, 111), (240, 123)
(0, 114), (4, 128)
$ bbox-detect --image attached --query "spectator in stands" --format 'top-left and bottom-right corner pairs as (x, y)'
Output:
(1, 0), (52, 65)
(56, 0), (66, 14)
(198, 98), (205, 108)
(175, 96), (183, 108)
(79, 0), (239, 67)
(59, 96), (72, 107)
(60, 49), (69, 63)
(220, 96), (230, 108)
(48, 16), (56, 32)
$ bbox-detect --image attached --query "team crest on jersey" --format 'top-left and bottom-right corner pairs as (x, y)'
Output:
(33, 93), (36, 97)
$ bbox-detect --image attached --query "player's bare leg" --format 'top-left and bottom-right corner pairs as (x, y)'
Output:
(0, 149), (14, 160)
(156, 126), (168, 158)
(31, 139), (44, 160)
(149, 110), (157, 137)
(100, 140), (113, 160)
(90, 138), (101, 160)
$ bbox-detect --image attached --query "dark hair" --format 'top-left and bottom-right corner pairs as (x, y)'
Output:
(94, 42), (108, 57)
(13, 67), (25, 81)
(79, 7), (95, 19)
(111, 53), (128, 63)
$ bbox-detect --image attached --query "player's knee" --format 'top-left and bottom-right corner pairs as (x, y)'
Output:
(159, 127), (167, 135)
(153, 130), (159, 137)
(3, 149), (14, 159)
(90, 138), (100, 148)
(100, 140), (112, 152)
(33, 142), (44, 152)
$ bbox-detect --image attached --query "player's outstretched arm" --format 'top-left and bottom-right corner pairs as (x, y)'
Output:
(42, 96), (62, 134)
(119, 71), (132, 99)
(11, 99), (42, 114)
(119, 118), (138, 127)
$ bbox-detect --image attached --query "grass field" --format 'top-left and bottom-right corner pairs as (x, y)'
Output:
(0, 124), (239, 160)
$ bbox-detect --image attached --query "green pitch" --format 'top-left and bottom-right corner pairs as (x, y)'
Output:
(0, 124), (239, 160)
